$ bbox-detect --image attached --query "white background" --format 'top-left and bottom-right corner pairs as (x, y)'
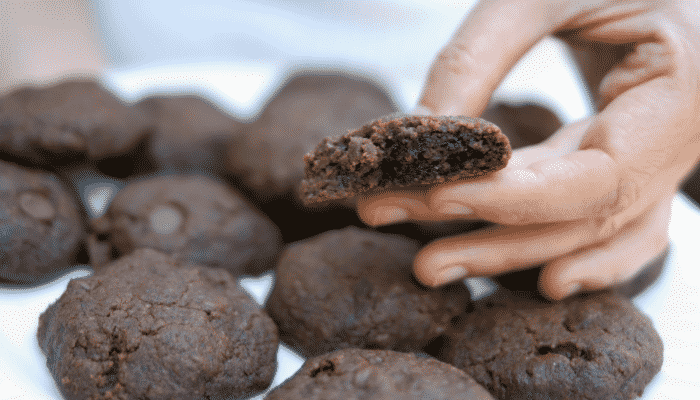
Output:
(2, 1), (700, 398)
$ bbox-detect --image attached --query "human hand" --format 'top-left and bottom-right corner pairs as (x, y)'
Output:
(358, 0), (700, 300)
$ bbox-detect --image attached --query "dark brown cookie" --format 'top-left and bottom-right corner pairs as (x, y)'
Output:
(90, 174), (281, 276)
(440, 290), (663, 400)
(137, 95), (239, 174)
(266, 226), (471, 357)
(493, 245), (670, 299)
(0, 160), (83, 285)
(226, 72), (398, 199)
(267, 348), (495, 400)
(0, 80), (151, 167)
(300, 115), (512, 204)
(37, 248), (279, 400)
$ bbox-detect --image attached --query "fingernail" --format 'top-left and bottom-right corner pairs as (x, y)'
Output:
(434, 202), (473, 215)
(367, 206), (408, 226)
(434, 265), (468, 287)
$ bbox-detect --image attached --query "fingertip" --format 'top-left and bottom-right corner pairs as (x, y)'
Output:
(413, 244), (469, 288)
(539, 264), (580, 300)
(358, 205), (408, 227)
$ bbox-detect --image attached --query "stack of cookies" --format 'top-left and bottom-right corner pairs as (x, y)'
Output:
(0, 71), (663, 399)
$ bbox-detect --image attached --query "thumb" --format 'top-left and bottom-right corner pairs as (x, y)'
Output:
(418, 0), (564, 116)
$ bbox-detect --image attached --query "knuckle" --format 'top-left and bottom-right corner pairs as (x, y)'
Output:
(436, 41), (481, 76)
(593, 215), (621, 241)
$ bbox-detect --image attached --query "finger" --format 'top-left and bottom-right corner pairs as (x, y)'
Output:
(540, 193), (672, 300)
(356, 121), (590, 227)
(412, 216), (621, 288)
(357, 188), (469, 227)
(427, 119), (624, 226)
(418, 0), (568, 115)
(428, 148), (621, 225)
(579, 27), (696, 230)
(598, 41), (673, 109)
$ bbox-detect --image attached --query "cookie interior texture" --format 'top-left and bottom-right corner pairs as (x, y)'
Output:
(266, 226), (471, 358)
(37, 249), (279, 400)
(441, 290), (663, 400)
(266, 348), (495, 400)
(300, 114), (512, 203)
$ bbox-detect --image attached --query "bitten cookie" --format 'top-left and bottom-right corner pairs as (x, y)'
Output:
(226, 72), (398, 199)
(266, 227), (471, 357)
(37, 249), (279, 400)
(267, 348), (495, 400)
(137, 95), (239, 173)
(440, 290), (663, 400)
(89, 174), (281, 276)
(0, 160), (83, 284)
(300, 114), (512, 203)
(0, 80), (151, 167)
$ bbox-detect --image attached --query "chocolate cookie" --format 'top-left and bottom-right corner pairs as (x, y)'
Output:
(267, 348), (495, 400)
(0, 80), (151, 168)
(90, 174), (281, 276)
(0, 160), (83, 285)
(37, 248), (279, 399)
(300, 115), (512, 203)
(440, 290), (663, 400)
(266, 227), (471, 357)
(137, 95), (239, 173)
(226, 72), (398, 199)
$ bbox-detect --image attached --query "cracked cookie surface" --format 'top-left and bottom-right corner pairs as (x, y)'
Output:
(441, 290), (663, 400)
(37, 249), (279, 400)
(90, 174), (281, 277)
(0, 160), (83, 284)
(266, 227), (471, 357)
(267, 348), (495, 400)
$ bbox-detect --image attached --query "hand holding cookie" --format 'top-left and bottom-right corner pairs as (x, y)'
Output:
(358, 0), (700, 300)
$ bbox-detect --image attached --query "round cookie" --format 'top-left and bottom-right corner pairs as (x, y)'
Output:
(137, 95), (239, 173)
(226, 71), (398, 199)
(441, 290), (663, 400)
(90, 174), (281, 276)
(0, 160), (83, 285)
(266, 226), (471, 357)
(267, 348), (495, 400)
(37, 248), (279, 399)
(300, 114), (512, 204)
(0, 80), (151, 167)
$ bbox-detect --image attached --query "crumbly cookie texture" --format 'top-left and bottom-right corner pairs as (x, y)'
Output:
(300, 114), (511, 203)
(267, 348), (495, 400)
(37, 249), (279, 400)
(266, 226), (471, 357)
(442, 290), (663, 400)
